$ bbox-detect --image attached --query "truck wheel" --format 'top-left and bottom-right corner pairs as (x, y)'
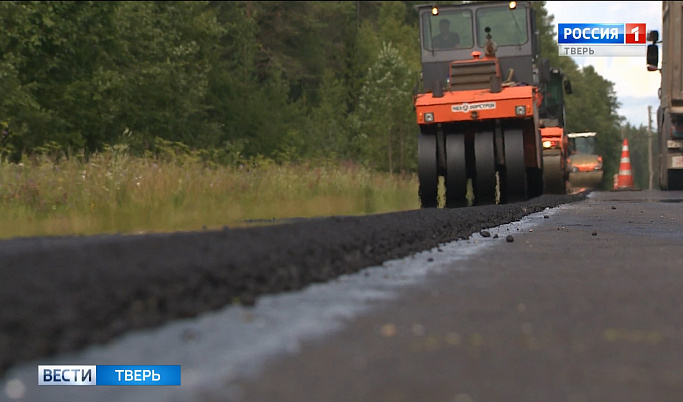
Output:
(542, 155), (565, 194)
(445, 133), (468, 208)
(474, 131), (496, 205)
(501, 128), (527, 203)
(418, 132), (438, 208)
(668, 170), (683, 190)
(527, 167), (544, 198)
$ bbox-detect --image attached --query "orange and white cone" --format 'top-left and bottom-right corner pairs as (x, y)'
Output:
(616, 139), (637, 190)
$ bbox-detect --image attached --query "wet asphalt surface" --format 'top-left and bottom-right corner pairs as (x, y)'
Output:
(0, 193), (585, 380)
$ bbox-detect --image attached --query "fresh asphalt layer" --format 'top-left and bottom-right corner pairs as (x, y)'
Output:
(0, 193), (585, 380)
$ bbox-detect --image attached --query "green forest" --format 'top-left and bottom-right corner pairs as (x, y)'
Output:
(0, 1), (654, 187)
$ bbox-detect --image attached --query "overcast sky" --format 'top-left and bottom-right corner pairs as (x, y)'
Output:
(543, 1), (663, 128)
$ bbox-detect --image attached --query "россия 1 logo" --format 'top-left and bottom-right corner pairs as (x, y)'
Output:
(625, 23), (647, 44)
(558, 23), (646, 57)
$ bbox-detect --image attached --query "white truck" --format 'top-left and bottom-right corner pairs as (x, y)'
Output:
(647, 1), (683, 190)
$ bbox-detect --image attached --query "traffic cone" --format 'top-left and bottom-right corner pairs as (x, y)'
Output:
(613, 173), (618, 189)
(615, 139), (639, 190)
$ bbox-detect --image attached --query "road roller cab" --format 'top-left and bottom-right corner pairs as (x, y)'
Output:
(413, 1), (544, 208)
(566, 132), (604, 191)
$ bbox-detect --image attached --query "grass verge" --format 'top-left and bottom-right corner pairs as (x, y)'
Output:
(0, 152), (419, 239)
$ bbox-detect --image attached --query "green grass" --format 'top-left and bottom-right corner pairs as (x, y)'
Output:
(0, 151), (420, 239)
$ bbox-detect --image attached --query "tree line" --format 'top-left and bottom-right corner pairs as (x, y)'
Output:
(0, 1), (629, 181)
